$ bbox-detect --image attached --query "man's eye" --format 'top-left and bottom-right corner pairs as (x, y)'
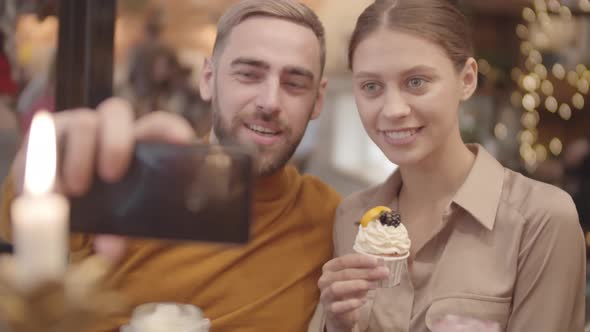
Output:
(285, 81), (304, 89)
(407, 78), (426, 89)
(235, 71), (261, 81)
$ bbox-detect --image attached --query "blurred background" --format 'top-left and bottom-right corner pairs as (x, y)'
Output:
(0, 0), (590, 322)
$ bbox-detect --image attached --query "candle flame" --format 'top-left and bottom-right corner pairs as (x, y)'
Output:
(24, 111), (57, 195)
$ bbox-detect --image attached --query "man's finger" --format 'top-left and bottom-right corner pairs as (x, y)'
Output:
(134, 111), (196, 143)
(96, 98), (135, 183)
(57, 110), (99, 196)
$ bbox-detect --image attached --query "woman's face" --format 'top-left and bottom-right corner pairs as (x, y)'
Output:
(351, 28), (477, 167)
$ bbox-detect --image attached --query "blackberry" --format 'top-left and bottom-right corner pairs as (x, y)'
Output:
(379, 211), (402, 227)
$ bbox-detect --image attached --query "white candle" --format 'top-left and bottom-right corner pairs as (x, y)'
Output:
(11, 111), (69, 289)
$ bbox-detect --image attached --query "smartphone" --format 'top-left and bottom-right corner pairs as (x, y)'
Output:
(69, 142), (253, 244)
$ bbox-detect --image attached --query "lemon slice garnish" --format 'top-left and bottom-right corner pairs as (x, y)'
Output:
(360, 206), (392, 227)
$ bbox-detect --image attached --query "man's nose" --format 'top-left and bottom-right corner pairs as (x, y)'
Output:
(255, 79), (281, 115)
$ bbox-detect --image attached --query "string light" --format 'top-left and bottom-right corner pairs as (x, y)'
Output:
(567, 71), (579, 86)
(525, 58), (536, 71)
(523, 7), (537, 22)
(478, 59), (491, 75)
(573, 93), (585, 109)
(528, 50), (543, 64)
(541, 80), (554, 95)
(516, 24), (529, 39)
(577, 79), (589, 94)
(552, 63), (566, 79)
(523, 75), (539, 92)
(559, 104), (572, 120)
(538, 12), (551, 27)
(559, 5), (572, 19)
(534, 0), (548, 12)
(520, 143), (536, 163)
(549, 137), (563, 156)
(521, 41), (534, 55)
(522, 112), (540, 129)
(545, 96), (558, 112)
(534, 64), (548, 79)
(519, 130), (536, 145)
(522, 93), (537, 111)
(534, 144), (548, 161)
(512, 0), (586, 168)
(494, 123), (508, 140)
(548, 0), (561, 12)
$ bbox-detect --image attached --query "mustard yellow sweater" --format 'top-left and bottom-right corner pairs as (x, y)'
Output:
(1, 165), (341, 331)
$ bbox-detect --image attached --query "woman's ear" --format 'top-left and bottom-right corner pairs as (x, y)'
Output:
(459, 57), (478, 101)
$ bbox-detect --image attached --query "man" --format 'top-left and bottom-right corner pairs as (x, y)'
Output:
(0, 1), (341, 331)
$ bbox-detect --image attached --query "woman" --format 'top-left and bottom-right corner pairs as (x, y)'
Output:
(310, 0), (585, 331)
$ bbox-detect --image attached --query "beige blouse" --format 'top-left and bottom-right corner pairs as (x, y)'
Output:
(308, 145), (585, 332)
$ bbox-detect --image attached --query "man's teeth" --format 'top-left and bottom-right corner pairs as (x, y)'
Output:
(247, 124), (279, 135)
(385, 128), (418, 140)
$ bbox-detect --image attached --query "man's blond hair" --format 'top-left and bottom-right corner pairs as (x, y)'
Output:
(212, 0), (326, 75)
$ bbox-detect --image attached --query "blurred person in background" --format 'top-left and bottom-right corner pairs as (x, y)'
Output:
(0, 32), (18, 107)
(125, 11), (211, 135)
(0, 34), (19, 239)
(126, 8), (165, 113)
(16, 52), (56, 132)
(0, 31), (20, 225)
(0, 102), (19, 180)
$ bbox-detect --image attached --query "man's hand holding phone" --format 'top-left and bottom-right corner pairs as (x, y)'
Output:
(9, 97), (197, 260)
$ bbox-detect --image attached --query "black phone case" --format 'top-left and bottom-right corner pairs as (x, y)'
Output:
(69, 142), (253, 244)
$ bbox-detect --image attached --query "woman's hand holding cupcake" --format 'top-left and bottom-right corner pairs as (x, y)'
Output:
(318, 254), (389, 332)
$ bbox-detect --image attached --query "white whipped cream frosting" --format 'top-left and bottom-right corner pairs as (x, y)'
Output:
(353, 219), (411, 256)
(121, 303), (210, 332)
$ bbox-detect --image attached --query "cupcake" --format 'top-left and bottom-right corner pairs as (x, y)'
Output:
(120, 303), (210, 332)
(353, 206), (411, 287)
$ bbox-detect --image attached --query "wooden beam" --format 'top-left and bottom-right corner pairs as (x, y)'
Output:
(84, 0), (116, 108)
(55, 0), (115, 111)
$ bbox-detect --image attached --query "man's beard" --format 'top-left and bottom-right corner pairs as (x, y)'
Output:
(211, 96), (310, 177)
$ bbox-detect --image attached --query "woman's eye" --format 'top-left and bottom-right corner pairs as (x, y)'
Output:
(362, 82), (382, 94)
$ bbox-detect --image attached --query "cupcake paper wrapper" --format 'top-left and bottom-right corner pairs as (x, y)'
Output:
(354, 249), (409, 288)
